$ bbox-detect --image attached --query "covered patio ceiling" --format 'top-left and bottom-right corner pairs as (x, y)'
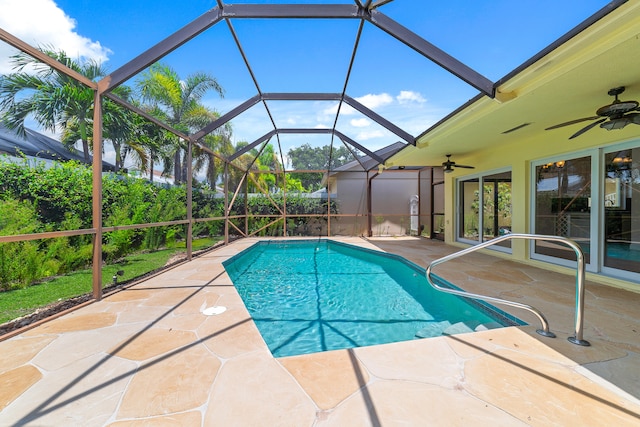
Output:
(1, 0), (630, 173)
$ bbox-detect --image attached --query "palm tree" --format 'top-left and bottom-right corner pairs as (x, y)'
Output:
(0, 48), (107, 163)
(224, 141), (272, 194)
(136, 63), (224, 184)
(59, 84), (138, 172)
(123, 110), (166, 181)
(193, 120), (233, 187)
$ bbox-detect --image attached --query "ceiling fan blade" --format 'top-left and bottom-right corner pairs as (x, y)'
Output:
(455, 164), (475, 169)
(545, 116), (600, 130)
(569, 118), (607, 139)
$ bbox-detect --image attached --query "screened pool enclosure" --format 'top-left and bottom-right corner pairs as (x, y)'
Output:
(1, 1), (496, 301)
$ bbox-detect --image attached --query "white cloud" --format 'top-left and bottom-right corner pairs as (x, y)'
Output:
(396, 90), (426, 104)
(356, 130), (385, 140)
(354, 93), (393, 110)
(350, 118), (370, 128)
(321, 102), (355, 117)
(321, 93), (394, 117)
(0, 0), (111, 73)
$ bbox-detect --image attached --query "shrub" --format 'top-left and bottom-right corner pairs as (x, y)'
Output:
(0, 199), (45, 290)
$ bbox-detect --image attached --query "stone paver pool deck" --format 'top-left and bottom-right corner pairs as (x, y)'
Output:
(1, 237), (639, 426)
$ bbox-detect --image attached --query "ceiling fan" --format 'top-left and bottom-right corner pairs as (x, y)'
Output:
(545, 86), (640, 139)
(442, 154), (474, 173)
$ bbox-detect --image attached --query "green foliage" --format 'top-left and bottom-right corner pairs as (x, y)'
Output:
(284, 174), (305, 192)
(0, 159), (193, 288)
(0, 199), (44, 290)
(0, 158), (340, 291)
(0, 159), (92, 228)
(0, 247), (182, 324)
(241, 194), (337, 236)
(137, 62), (224, 184)
(287, 143), (355, 190)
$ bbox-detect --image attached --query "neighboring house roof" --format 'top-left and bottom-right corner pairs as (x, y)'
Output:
(331, 141), (412, 173)
(0, 125), (116, 171)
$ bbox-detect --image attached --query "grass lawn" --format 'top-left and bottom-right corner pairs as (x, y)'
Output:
(0, 237), (221, 325)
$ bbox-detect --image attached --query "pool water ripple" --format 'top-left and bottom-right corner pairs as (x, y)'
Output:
(224, 240), (524, 357)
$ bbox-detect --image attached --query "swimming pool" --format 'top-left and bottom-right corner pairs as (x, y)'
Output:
(223, 240), (524, 357)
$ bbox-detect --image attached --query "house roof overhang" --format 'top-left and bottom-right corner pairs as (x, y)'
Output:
(385, 0), (640, 168)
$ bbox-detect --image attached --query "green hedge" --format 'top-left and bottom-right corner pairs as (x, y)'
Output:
(0, 159), (337, 290)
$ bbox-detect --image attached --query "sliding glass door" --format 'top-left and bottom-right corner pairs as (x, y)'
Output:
(534, 156), (591, 263)
(604, 147), (640, 273)
(458, 171), (512, 248)
(532, 142), (640, 280)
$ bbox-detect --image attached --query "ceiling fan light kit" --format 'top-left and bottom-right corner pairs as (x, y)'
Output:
(600, 117), (632, 130)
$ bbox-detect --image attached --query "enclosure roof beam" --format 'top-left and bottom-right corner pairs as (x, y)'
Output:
(264, 93), (415, 145)
(276, 128), (332, 134)
(370, 0), (395, 10)
(228, 130), (277, 161)
(104, 93), (189, 140)
(364, 10), (494, 97)
(333, 130), (385, 164)
(342, 95), (415, 144)
(193, 92), (413, 145)
(262, 93), (343, 101)
(192, 94), (261, 141)
(100, 1), (494, 140)
(223, 15), (280, 146)
(272, 128), (383, 164)
(221, 3), (359, 19)
(102, 7), (224, 90)
(0, 28), (97, 89)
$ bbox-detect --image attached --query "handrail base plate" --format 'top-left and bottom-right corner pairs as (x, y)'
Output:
(536, 329), (556, 338)
(568, 336), (591, 346)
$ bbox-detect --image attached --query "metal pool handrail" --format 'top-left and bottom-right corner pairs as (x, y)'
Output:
(425, 233), (590, 346)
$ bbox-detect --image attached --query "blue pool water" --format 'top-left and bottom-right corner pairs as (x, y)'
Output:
(223, 240), (524, 357)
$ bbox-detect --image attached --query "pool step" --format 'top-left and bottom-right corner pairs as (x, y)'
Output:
(474, 321), (503, 331)
(441, 321), (502, 336)
(415, 321), (503, 339)
(415, 321), (452, 338)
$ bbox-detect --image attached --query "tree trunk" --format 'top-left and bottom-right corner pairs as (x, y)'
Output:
(82, 139), (90, 164)
(174, 151), (181, 185)
(181, 150), (188, 184)
(114, 142), (122, 173)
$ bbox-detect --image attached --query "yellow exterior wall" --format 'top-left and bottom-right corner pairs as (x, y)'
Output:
(442, 131), (640, 292)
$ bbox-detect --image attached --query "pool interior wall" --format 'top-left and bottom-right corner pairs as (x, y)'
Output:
(223, 239), (525, 357)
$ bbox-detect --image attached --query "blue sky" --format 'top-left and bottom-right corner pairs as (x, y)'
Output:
(1, 0), (612, 169)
